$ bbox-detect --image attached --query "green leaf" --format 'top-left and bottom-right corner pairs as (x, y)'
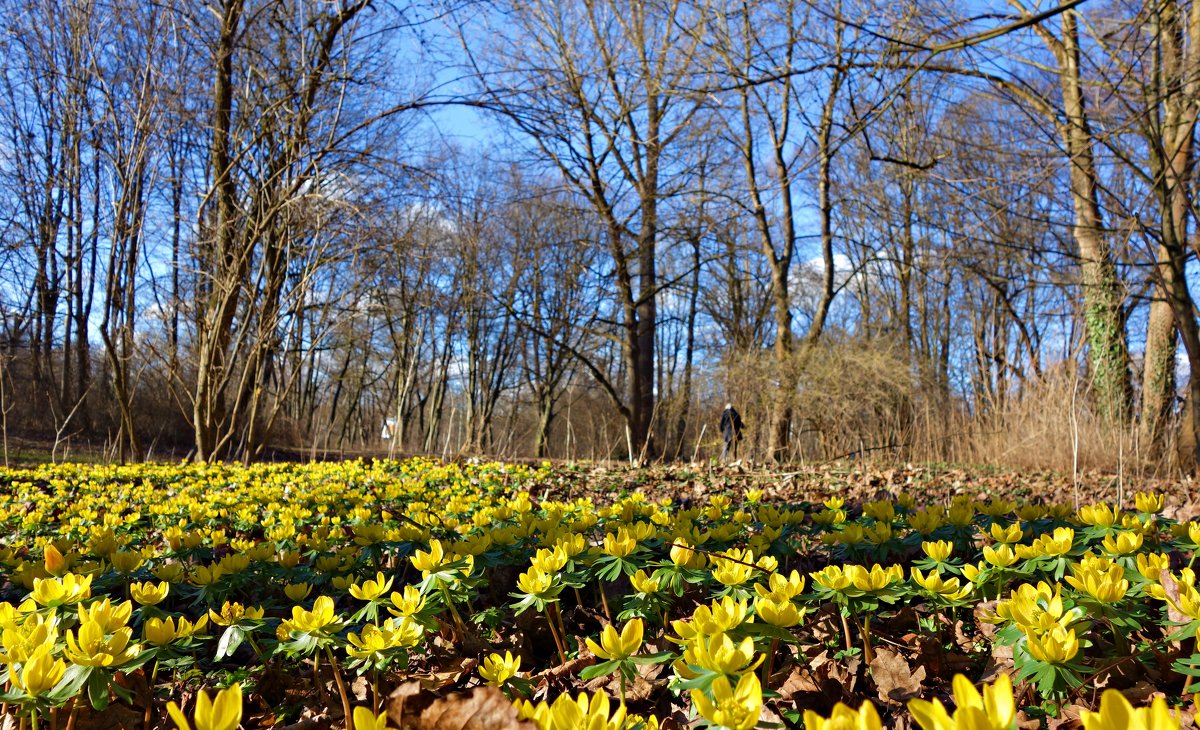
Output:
(1172, 654), (1200, 677)
(629, 651), (673, 664)
(216, 626), (245, 661)
(47, 664), (92, 704)
(579, 659), (621, 681)
(87, 670), (111, 711)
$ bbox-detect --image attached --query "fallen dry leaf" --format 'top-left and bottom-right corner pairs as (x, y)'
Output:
(869, 647), (926, 705)
(386, 682), (536, 730)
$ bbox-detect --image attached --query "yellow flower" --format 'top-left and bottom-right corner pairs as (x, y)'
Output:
(909, 673), (1014, 730)
(64, 620), (140, 667)
(207, 602), (265, 626)
(31, 573), (92, 607)
(546, 690), (627, 730)
(1065, 561), (1128, 604)
(803, 699), (882, 730)
(675, 596), (751, 640)
(1017, 527), (1074, 559)
(352, 707), (390, 730)
(516, 566), (558, 598)
(166, 683), (242, 730)
(78, 597), (133, 633)
(755, 570), (806, 600)
(0, 611), (58, 664)
(14, 643), (66, 697)
(531, 546), (569, 573)
(863, 501), (895, 523)
(680, 633), (762, 676)
(1137, 553), (1171, 582)
(284, 583), (313, 602)
(979, 499), (1016, 518)
(350, 572), (395, 602)
(711, 549), (756, 587)
(812, 565), (850, 592)
(602, 530), (637, 558)
(109, 550), (146, 574)
(130, 581), (170, 606)
(630, 569), (660, 594)
(754, 595), (803, 627)
(1077, 503), (1118, 528)
(846, 564), (904, 593)
(410, 540), (446, 574)
(586, 618), (642, 660)
(982, 543), (1018, 568)
(479, 651), (520, 685)
(988, 522), (1023, 544)
(1101, 531), (1143, 556)
(1024, 626), (1079, 664)
(922, 541), (953, 562)
(144, 617), (180, 646)
(345, 618), (423, 658)
(387, 585), (426, 617)
(1080, 688), (1180, 730)
(190, 564), (225, 587)
(911, 568), (971, 601)
(280, 595), (342, 635)
(996, 582), (1071, 633)
(1170, 584), (1200, 621)
(908, 509), (944, 535)
(43, 544), (67, 577)
(863, 522), (893, 545)
(947, 502), (975, 527)
(153, 562), (186, 583)
(670, 540), (706, 570)
(691, 672), (762, 730)
(1134, 492), (1166, 515)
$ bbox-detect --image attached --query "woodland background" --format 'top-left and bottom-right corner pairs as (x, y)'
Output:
(0, 0), (1196, 473)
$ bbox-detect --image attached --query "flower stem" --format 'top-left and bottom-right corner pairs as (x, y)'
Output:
(761, 637), (779, 688)
(372, 667), (381, 716)
(440, 584), (467, 635)
(325, 647), (355, 730)
(544, 607), (568, 664)
(858, 615), (874, 664)
(144, 659), (161, 730)
(1186, 635), (1200, 695)
(839, 611), (853, 653)
(551, 602), (569, 649)
(64, 699), (79, 730)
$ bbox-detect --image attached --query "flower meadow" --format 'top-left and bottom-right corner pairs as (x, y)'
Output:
(0, 459), (1196, 729)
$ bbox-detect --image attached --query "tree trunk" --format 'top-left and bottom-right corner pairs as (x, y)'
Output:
(1055, 10), (1132, 423)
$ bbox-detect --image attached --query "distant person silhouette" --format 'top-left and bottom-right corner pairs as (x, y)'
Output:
(719, 403), (743, 462)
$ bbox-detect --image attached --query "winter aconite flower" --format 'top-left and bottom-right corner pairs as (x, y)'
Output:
(691, 672), (763, 730)
(586, 618), (642, 660)
(130, 580), (170, 606)
(479, 651), (521, 685)
(1080, 689), (1180, 730)
(803, 699), (882, 730)
(31, 573), (92, 607)
(908, 673), (1015, 730)
(166, 683), (243, 730)
(1024, 625), (1080, 664)
(63, 620), (140, 667)
(350, 572), (395, 602)
(352, 707), (390, 730)
(13, 643), (66, 697)
(280, 595), (343, 635)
